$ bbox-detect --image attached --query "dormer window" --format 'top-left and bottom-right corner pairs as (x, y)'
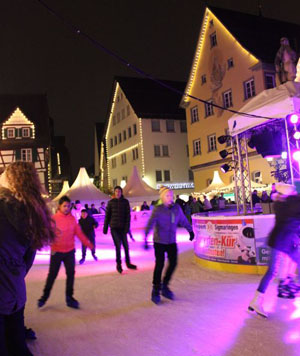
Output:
(210, 32), (217, 48)
(7, 128), (15, 138)
(22, 128), (30, 137)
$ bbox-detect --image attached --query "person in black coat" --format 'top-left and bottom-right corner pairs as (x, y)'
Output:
(0, 162), (55, 356)
(103, 186), (137, 273)
(248, 183), (300, 318)
(79, 209), (99, 264)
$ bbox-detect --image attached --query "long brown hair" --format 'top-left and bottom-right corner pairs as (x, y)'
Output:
(5, 162), (56, 249)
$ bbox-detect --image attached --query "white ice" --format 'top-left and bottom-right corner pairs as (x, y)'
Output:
(25, 228), (300, 356)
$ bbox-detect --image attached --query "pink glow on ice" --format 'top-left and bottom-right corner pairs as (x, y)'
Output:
(284, 330), (300, 344)
(289, 298), (300, 320)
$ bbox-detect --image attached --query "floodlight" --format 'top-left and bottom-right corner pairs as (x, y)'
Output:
(219, 149), (230, 159)
(217, 135), (231, 145)
(220, 164), (231, 173)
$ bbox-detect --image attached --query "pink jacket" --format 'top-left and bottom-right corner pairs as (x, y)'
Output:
(51, 211), (93, 253)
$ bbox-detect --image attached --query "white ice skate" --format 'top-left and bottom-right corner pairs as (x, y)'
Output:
(248, 290), (268, 318)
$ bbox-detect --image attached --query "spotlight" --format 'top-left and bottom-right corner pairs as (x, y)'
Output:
(220, 164), (231, 173)
(294, 131), (300, 140)
(293, 150), (300, 161)
(281, 151), (287, 159)
(219, 149), (230, 159)
(217, 135), (231, 145)
(288, 113), (299, 124)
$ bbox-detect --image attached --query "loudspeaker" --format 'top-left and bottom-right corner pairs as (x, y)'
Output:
(248, 128), (283, 158)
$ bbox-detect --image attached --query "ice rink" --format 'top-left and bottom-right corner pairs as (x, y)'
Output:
(25, 228), (300, 356)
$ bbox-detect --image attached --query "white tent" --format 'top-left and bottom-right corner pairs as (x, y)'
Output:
(52, 181), (70, 202)
(52, 167), (109, 206)
(201, 170), (227, 193)
(219, 180), (269, 193)
(123, 166), (159, 203)
(228, 81), (300, 136)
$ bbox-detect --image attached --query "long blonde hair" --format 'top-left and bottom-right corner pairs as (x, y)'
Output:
(5, 162), (55, 249)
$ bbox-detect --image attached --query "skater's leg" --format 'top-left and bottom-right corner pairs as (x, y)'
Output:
(63, 250), (76, 298)
(120, 232), (131, 264)
(90, 236), (96, 256)
(111, 229), (122, 266)
(41, 252), (62, 300)
(153, 243), (166, 289)
(162, 243), (178, 286)
(257, 248), (282, 293)
(81, 244), (87, 260)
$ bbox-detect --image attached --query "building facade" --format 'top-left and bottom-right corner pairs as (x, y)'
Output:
(181, 7), (300, 191)
(103, 77), (194, 195)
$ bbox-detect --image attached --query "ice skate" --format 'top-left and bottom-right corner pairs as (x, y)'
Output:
(151, 287), (161, 305)
(66, 296), (80, 309)
(126, 262), (137, 270)
(79, 258), (85, 265)
(117, 264), (123, 274)
(248, 290), (268, 318)
(37, 296), (48, 308)
(161, 284), (174, 300)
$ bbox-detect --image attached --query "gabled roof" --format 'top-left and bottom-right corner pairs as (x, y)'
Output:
(0, 94), (50, 147)
(115, 76), (186, 120)
(210, 6), (300, 63)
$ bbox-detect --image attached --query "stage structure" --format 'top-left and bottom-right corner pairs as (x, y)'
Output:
(228, 82), (300, 215)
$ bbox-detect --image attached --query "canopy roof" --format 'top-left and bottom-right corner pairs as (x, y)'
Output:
(53, 167), (109, 205)
(228, 82), (300, 136)
(201, 171), (227, 193)
(219, 180), (269, 193)
(52, 181), (70, 202)
(123, 166), (159, 202)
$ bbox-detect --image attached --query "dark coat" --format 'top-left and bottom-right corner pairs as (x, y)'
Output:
(79, 215), (98, 240)
(103, 196), (131, 233)
(268, 195), (300, 257)
(0, 188), (35, 315)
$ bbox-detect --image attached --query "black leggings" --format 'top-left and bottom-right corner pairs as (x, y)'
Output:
(153, 243), (178, 289)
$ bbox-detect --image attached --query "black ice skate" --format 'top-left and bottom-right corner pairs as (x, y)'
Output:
(151, 287), (161, 305)
(66, 296), (80, 309)
(161, 284), (174, 300)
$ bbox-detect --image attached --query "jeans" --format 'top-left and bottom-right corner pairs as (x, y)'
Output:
(42, 249), (75, 299)
(81, 236), (95, 258)
(111, 229), (130, 265)
(153, 243), (178, 289)
(0, 307), (33, 356)
(258, 248), (300, 293)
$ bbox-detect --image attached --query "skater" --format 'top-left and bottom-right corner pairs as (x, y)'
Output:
(103, 186), (137, 273)
(0, 162), (55, 356)
(38, 196), (93, 309)
(144, 186), (194, 304)
(99, 201), (106, 214)
(71, 199), (82, 221)
(248, 183), (300, 318)
(79, 209), (99, 264)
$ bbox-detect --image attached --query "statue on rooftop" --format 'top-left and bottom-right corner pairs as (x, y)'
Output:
(275, 37), (297, 84)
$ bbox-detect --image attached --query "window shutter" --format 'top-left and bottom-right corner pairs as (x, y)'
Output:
(15, 149), (21, 160)
(4, 129), (7, 138)
(32, 148), (37, 162)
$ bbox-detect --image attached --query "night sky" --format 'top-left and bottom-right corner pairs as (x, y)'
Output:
(1, 0), (300, 179)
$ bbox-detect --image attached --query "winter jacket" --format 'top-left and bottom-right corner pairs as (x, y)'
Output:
(0, 188), (36, 315)
(268, 195), (300, 256)
(145, 203), (193, 244)
(79, 215), (98, 241)
(51, 211), (93, 253)
(103, 197), (131, 233)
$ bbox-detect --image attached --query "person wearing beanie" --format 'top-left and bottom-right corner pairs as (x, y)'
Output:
(103, 186), (137, 273)
(248, 183), (300, 318)
(145, 186), (194, 304)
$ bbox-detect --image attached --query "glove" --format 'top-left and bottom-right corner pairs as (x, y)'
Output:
(189, 231), (195, 241)
(144, 239), (149, 250)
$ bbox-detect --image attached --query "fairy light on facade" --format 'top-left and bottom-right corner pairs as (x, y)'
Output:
(138, 118), (145, 177)
(100, 141), (104, 188)
(108, 143), (139, 159)
(2, 107), (35, 140)
(56, 152), (61, 175)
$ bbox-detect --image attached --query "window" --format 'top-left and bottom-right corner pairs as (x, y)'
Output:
(21, 148), (32, 162)
(201, 74), (206, 84)
(227, 58), (234, 69)
(210, 32), (217, 48)
(126, 105), (130, 116)
(22, 128), (30, 137)
(209, 19), (214, 27)
(244, 78), (256, 99)
(252, 171), (262, 183)
(164, 170), (170, 182)
(132, 147), (139, 160)
(113, 116), (116, 126)
(123, 130), (127, 141)
(121, 153), (127, 165)
(207, 179), (212, 187)
(180, 121), (187, 132)
(208, 134), (217, 152)
(225, 128), (231, 148)
(110, 138), (113, 148)
(205, 100), (214, 117)
(117, 113), (120, 123)
(122, 176), (127, 183)
(265, 73), (276, 89)
(120, 93), (123, 100)
(223, 90), (233, 108)
(7, 128), (15, 138)
(128, 127), (132, 138)
(112, 158), (117, 168)
(118, 133), (122, 143)
(113, 179), (117, 187)
(156, 170), (162, 182)
(186, 144), (189, 157)
(162, 145), (169, 157)
(133, 124), (137, 135)
(114, 136), (117, 145)
(121, 109), (125, 120)
(154, 145), (161, 157)
(190, 106), (199, 123)
(117, 96), (120, 102)
(193, 139), (201, 156)
(188, 170), (194, 181)
(151, 119), (160, 132)
(166, 120), (175, 132)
